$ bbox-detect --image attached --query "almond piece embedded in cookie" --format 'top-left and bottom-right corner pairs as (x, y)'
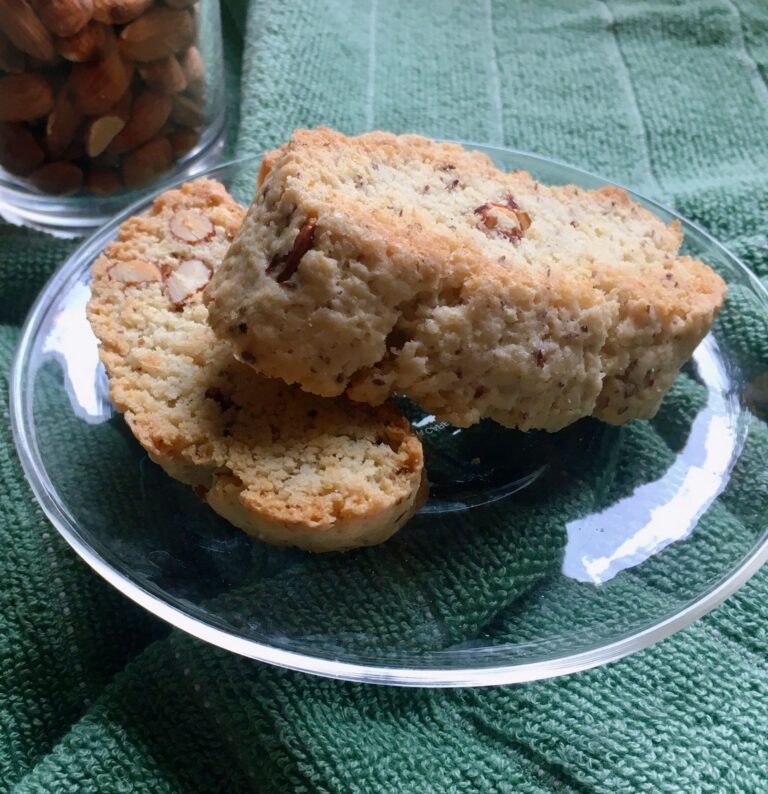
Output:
(474, 197), (532, 242)
(166, 258), (210, 306)
(169, 208), (214, 244)
(108, 259), (162, 284)
(267, 217), (316, 283)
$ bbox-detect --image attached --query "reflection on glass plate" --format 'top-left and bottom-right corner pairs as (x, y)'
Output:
(11, 146), (768, 686)
(39, 281), (112, 424)
(563, 338), (742, 584)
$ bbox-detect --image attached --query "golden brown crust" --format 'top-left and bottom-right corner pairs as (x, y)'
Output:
(87, 177), (426, 552)
(206, 129), (727, 430)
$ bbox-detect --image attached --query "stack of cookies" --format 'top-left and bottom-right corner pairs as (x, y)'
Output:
(89, 128), (726, 552)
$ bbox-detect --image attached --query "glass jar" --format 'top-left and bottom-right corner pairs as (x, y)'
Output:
(0, 0), (225, 235)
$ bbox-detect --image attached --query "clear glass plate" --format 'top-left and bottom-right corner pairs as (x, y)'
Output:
(10, 145), (768, 687)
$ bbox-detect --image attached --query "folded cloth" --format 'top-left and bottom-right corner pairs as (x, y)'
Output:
(2, 0), (768, 790)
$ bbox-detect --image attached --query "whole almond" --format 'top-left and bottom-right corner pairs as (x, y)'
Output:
(29, 161), (83, 194)
(58, 136), (86, 162)
(111, 88), (133, 116)
(56, 20), (111, 62)
(0, 0), (56, 61)
(34, 0), (93, 37)
(139, 56), (187, 93)
(92, 140), (120, 166)
(93, 0), (152, 24)
(0, 123), (45, 175)
(119, 7), (194, 62)
(0, 74), (55, 122)
(179, 46), (204, 95)
(170, 94), (204, 127)
(68, 47), (133, 114)
(169, 127), (198, 157)
(86, 167), (122, 195)
(0, 31), (28, 74)
(113, 90), (172, 153)
(45, 89), (82, 156)
(122, 137), (172, 188)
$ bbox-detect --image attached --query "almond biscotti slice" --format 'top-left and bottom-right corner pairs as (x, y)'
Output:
(87, 178), (426, 553)
(205, 128), (726, 431)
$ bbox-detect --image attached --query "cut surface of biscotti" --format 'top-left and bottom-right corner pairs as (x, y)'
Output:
(205, 128), (727, 430)
(87, 177), (426, 553)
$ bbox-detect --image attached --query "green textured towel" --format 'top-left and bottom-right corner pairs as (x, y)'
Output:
(2, 0), (768, 790)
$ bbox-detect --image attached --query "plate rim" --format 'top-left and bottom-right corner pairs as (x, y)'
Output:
(10, 143), (768, 687)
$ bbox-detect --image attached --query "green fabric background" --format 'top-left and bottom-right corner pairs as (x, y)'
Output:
(2, 0), (768, 790)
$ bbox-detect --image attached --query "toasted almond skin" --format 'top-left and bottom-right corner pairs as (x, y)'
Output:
(119, 7), (194, 62)
(0, 74), (55, 123)
(0, 31), (28, 73)
(113, 90), (172, 153)
(45, 89), (83, 156)
(139, 55), (187, 93)
(86, 166), (123, 195)
(179, 45), (204, 94)
(122, 136), (172, 188)
(91, 140), (120, 167)
(92, 0), (152, 25)
(29, 161), (83, 193)
(57, 136), (86, 162)
(169, 127), (198, 157)
(34, 0), (93, 38)
(0, 122), (45, 175)
(56, 19), (111, 62)
(67, 47), (133, 114)
(0, 0), (56, 61)
(170, 94), (204, 127)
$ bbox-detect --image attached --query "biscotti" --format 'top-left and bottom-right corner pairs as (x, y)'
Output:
(87, 177), (426, 552)
(205, 128), (727, 431)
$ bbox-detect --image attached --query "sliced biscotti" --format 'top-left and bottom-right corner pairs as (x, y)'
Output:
(205, 128), (727, 430)
(87, 177), (426, 553)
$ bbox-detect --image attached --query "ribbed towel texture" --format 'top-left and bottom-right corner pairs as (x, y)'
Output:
(2, 0), (768, 790)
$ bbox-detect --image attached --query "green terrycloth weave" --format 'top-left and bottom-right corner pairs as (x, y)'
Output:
(2, 0), (768, 790)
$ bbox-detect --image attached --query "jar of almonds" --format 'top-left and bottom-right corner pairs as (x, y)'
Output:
(0, 0), (225, 234)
